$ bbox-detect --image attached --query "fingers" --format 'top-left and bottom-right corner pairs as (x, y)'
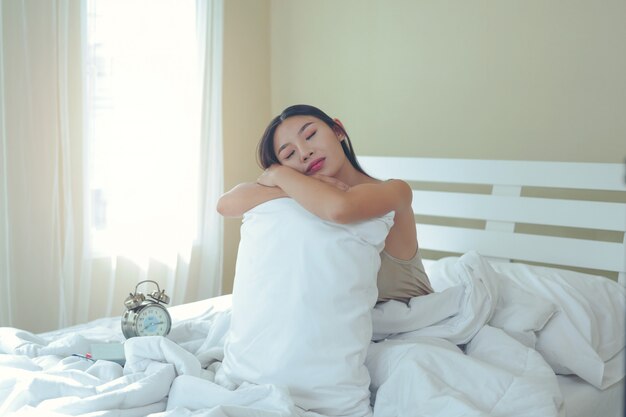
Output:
(256, 170), (273, 187)
(311, 174), (349, 191)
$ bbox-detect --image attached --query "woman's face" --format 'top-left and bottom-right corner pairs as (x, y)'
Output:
(273, 115), (346, 177)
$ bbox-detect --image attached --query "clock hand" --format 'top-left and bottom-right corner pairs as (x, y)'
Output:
(145, 321), (164, 329)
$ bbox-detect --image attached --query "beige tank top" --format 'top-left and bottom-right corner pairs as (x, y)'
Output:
(376, 249), (434, 303)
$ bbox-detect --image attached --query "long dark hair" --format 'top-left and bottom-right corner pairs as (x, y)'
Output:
(256, 104), (369, 176)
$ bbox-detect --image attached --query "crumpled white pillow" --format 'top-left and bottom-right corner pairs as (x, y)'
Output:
(429, 255), (626, 389)
(427, 255), (557, 349)
(490, 262), (626, 389)
(489, 279), (557, 348)
(217, 198), (394, 417)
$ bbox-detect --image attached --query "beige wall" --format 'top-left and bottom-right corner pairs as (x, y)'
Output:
(221, 0), (626, 292)
(270, 0), (625, 162)
(222, 0), (271, 293)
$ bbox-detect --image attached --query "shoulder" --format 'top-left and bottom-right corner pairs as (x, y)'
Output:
(382, 179), (413, 205)
(349, 178), (412, 209)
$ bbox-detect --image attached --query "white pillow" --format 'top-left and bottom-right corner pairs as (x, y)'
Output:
(488, 279), (557, 349)
(217, 199), (393, 417)
(427, 256), (558, 348)
(490, 262), (626, 389)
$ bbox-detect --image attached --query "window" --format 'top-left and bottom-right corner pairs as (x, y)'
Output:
(86, 0), (201, 265)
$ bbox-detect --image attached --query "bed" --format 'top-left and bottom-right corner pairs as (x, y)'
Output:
(0, 157), (624, 417)
(359, 156), (626, 417)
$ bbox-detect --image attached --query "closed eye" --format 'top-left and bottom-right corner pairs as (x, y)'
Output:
(306, 130), (316, 140)
(284, 150), (295, 159)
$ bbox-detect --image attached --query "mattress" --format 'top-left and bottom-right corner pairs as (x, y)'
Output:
(558, 374), (624, 417)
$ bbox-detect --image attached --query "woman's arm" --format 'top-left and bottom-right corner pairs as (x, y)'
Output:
(217, 175), (351, 218)
(216, 182), (287, 217)
(258, 165), (412, 224)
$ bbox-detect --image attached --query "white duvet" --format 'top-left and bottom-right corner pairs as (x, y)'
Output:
(0, 252), (570, 417)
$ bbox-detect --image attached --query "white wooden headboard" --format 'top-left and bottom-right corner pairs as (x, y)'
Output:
(359, 156), (626, 285)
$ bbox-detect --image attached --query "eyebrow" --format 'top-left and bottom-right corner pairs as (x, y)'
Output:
(277, 122), (314, 153)
(298, 121), (314, 136)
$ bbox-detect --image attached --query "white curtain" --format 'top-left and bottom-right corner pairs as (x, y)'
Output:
(0, 0), (11, 327)
(0, 0), (224, 333)
(196, 0), (224, 300)
(0, 0), (85, 332)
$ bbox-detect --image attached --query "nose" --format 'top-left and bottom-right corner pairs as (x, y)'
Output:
(300, 149), (314, 162)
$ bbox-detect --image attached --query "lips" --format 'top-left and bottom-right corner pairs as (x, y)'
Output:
(306, 158), (325, 175)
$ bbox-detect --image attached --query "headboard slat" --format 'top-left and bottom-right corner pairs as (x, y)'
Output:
(417, 224), (624, 272)
(412, 190), (626, 232)
(360, 156), (626, 191)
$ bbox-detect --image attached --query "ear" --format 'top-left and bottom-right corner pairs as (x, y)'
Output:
(332, 118), (346, 141)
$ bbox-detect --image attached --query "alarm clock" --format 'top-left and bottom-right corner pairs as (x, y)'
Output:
(121, 279), (172, 339)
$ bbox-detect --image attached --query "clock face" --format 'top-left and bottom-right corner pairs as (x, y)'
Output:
(135, 304), (171, 337)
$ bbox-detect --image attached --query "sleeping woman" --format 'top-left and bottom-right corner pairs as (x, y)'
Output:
(217, 104), (433, 303)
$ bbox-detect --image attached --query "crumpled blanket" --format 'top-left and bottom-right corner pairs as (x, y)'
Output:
(368, 251), (562, 416)
(0, 253), (564, 417)
(1, 306), (308, 417)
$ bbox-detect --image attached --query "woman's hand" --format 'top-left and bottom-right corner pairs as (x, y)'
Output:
(310, 174), (350, 191)
(257, 164), (283, 187)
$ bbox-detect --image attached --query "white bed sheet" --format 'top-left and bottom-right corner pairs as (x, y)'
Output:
(1, 259), (622, 416)
(35, 295), (231, 341)
(558, 374), (624, 417)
